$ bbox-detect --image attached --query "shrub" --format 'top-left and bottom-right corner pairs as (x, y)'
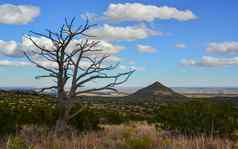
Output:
(155, 100), (238, 136)
(125, 136), (153, 149)
(0, 96), (100, 134)
(0, 111), (16, 135)
(70, 108), (100, 131)
(6, 136), (34, 149)
(100, 111), (129, 124)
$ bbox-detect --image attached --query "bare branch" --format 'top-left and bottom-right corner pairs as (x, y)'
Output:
(24, 18), (134, 125)
(39, 86), (57, 93)
(24, 52), (57, 75)
(76, 70), (135, 95)
(35, 74), (57, 80)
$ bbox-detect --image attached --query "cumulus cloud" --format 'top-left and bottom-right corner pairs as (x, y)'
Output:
(0, 59), (63, 69)
(80, 12), (98, 21)
(207, 42), (238, 53)
(181, 56), (238, 67)
(86, 24), (160, 41)
(98, 40), (125, 53)
(175, 43), (186, 49)
(106, 55), (122, 62)
(0, 58), (96, 69)
(104, 3), (197, 22)
(0, 36), (54, 57)
(118, 64), (145, 71)
(0, 36), (126, 69)
(136, 44), (156, 53)
(0, 40), (19, 56)
(0, 36), (124, 57)
(0, 4), (40, 24)
(0, 60), (30, 67)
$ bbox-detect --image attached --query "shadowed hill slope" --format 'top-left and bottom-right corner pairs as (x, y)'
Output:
(128, 81), (187, 102)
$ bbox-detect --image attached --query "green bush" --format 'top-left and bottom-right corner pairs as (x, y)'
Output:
(70, 108), (100, 131)
(125, 136), (153, 149)
(156, 100), (238, 136)
(0, 110), (17, 135)
(0, 96), (100, 134)
(100, 111), (129, 124)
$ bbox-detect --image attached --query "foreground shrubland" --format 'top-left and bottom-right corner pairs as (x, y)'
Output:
(1, 91), (238, 148)
(0, 91), (142, 134)
(0, 123), (234, 149)
(1, 91), (238, 136)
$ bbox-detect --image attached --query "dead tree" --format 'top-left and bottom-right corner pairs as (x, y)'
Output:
(24, 18), (134, 130)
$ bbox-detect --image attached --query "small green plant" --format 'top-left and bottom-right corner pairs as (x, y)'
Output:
(125, 136), (153, 149)
(6, 136), (34, 149)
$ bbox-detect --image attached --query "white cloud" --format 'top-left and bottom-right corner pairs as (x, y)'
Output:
(105, 3), (197, 22)
(0, 36), (126, 69)
(0, 60), (30, 67)
(0, 55), (122, 68)
(181, 56), (238, 67)
(22, 36), (54, 50)
(0, 40), (19, 56)
(0, 59), (59, 68)
(0, 36), (124, 57)
(87, 24), (160, 41)
(207, 42), (238, 53)
(119, 64), (145, 71)
(80, 12), (98, 21)
(37, 60), (58, 68)
(98, 40), (125, 54)
(106, 55), (122, 62)
(0, 36), (54, 57)
(0, 4), (40, 24)
(136, 44), (156, 53)
(175, 43), (186, 49)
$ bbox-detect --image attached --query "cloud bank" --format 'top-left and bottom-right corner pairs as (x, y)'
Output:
(181, 56), (238, 67)
(0, 36), (124, 57)
(0, 4), (40, 24)
(136, 44), (156, 53)
(87, 24), (160, 41)
(105, 3), (197, 22)
(207, 42), (238, 53)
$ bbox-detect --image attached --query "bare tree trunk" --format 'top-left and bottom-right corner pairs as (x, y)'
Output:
(55, 98), (71, 133)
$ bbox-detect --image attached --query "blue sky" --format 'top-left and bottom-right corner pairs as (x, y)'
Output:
(0, 0), (238, 87)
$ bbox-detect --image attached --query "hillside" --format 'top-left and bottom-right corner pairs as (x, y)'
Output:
(128, 81), (187, 102)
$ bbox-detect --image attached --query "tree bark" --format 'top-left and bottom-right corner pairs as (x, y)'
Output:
(55, 99), (71, 133)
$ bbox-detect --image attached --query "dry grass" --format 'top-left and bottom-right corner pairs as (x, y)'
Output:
(1, 122), (235, 149)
